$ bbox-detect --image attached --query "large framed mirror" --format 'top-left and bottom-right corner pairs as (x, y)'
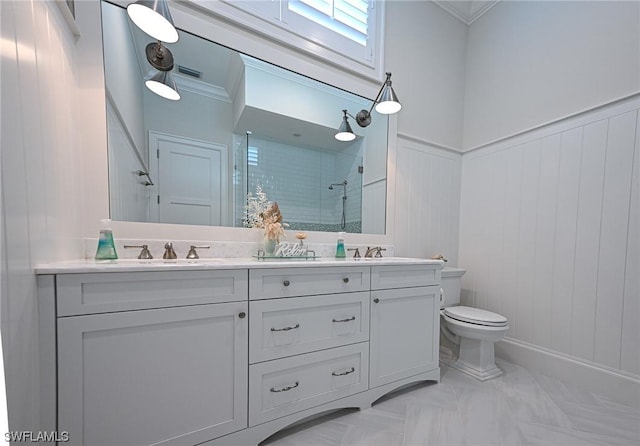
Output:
(101, 0), (388, 234)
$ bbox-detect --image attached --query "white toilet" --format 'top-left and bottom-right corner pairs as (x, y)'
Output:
(440, 267), (508, 381)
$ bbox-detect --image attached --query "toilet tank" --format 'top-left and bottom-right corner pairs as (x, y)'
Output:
(441, 267), (466, 307)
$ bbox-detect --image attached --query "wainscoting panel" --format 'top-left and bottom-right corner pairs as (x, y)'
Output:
(459, 98), (639, 378)
(393, 137), (462, 264)
(1, 0), (86, 432)
(107, 101), (150, 223)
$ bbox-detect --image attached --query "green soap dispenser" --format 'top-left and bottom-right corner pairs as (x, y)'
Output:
(95, 219), (118, 260)
(335, 231), (346, 259)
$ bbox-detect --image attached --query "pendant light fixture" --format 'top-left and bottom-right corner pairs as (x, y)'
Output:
(335, 72), (401, 141)
(127, 0), (179, 43)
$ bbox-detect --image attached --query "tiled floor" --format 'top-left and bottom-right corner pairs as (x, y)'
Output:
(262, 360), (640, 446)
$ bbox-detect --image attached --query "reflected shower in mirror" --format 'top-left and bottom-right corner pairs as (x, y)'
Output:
(101, 0), (388, 234)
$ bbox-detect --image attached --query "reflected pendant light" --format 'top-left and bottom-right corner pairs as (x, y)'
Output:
(145, 70), (180, 101)
(335, 110), (356, 142)
(127, 0), (179, 43)
(144, 41), (180, 100)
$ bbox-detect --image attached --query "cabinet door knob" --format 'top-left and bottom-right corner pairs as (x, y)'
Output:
(342, 277), (349, 283)
(238, 312), (246, 319)
(283, 280), (290, 287)
(373, 298), (380, 303)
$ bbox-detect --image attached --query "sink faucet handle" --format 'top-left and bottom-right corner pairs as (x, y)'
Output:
(163, 242), (177, 260)
(124, 244), (153, 260)
(347, 248), (361, 258)
(186, 245), (210, 259)
(375, 247), (386, 258)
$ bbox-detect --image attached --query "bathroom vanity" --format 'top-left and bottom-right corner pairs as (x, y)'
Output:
(36, 258), (441, 446)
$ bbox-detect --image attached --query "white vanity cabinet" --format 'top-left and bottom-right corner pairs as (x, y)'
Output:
(45, 270), (249, 446)
(37, 259), (441, 446)
(248, 266), (371, 427)
(369, 265), (441, 388)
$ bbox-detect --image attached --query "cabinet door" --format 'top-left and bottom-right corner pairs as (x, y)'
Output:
(369, 286), (439, 388)
(58, 302), (248, 446)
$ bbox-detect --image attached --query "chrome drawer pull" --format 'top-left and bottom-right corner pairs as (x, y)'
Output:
(332, 316), (356, 323)
(283, 280), (291, 287)
(270, 323), (300, 332)
(332, 367), (355, 377)
(270, 381), (299, 393)
(342, 277), (349, 283)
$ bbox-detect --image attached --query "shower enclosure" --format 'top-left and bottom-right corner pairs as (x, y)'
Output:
(233, 132), (363, 232)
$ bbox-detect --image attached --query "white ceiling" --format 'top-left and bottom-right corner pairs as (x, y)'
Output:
(432, 0), (499, 25)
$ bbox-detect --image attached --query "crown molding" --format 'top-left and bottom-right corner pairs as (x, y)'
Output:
(433, 1), (499, 26)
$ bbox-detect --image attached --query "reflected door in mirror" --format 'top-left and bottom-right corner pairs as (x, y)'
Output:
(150, 132), (228, 226)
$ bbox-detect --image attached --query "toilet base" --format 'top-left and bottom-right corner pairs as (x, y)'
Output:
(448, 337), (503, 381)
(449, 358), (503, 381)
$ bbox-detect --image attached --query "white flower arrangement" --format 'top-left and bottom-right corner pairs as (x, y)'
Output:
(244, 185), (288, 241)
(243, 184), (270, 228)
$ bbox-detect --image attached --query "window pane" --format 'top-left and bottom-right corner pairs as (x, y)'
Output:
(299, 0), (332, 16)
(289, 0), (368, 46)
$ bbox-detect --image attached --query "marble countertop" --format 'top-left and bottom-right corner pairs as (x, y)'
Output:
(35, 257), (444, 274)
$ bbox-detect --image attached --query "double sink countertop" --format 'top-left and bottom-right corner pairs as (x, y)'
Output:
(35, 257), (444, 275)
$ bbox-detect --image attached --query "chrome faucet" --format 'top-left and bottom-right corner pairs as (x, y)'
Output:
(347, 248), (361, 258)
(365, 247), (378, 258)
(365, 247), (386, 258)
(186, 245), (210, 259)
(124, 244), (153, 259)
(163, 242), (177, 260)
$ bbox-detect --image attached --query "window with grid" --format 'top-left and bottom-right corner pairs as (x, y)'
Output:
(219, 0), (383, 74)
(288, 0), (369, 46)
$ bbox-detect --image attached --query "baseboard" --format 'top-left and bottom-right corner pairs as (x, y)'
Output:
(495, 338), (640, 409)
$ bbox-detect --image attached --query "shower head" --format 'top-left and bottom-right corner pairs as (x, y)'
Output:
(329, 180), (347, 190)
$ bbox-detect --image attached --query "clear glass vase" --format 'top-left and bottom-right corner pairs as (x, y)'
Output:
(264, 238), (277, 256)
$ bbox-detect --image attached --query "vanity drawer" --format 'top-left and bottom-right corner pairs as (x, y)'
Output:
(249, 292), (370, 363)
(249, 342), (369, 426)
(56, 270), (248, 316)
(249, 267), (370, 300)
(371, 264), (441, 290)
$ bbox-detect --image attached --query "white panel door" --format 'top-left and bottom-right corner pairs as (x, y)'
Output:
(57, 302), (248, 446)
(150, 131), (228, 226)
(369, 285), (440, 388)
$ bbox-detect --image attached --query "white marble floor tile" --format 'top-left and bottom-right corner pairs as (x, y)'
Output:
(492, 362), (573, 428)
(262, 360), (640, 446)
(453, 386), (526, 446)
(402, 404), (465, 446)
(553, 399), (640, 442)
(516, 420), (635, 446)
(338, 425), (403, 446)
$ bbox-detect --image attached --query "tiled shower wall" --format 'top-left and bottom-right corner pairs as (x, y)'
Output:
(241, 136), (363, 232)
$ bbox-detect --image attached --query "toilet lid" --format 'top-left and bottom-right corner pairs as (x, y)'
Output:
(444, 306), (507, 327)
